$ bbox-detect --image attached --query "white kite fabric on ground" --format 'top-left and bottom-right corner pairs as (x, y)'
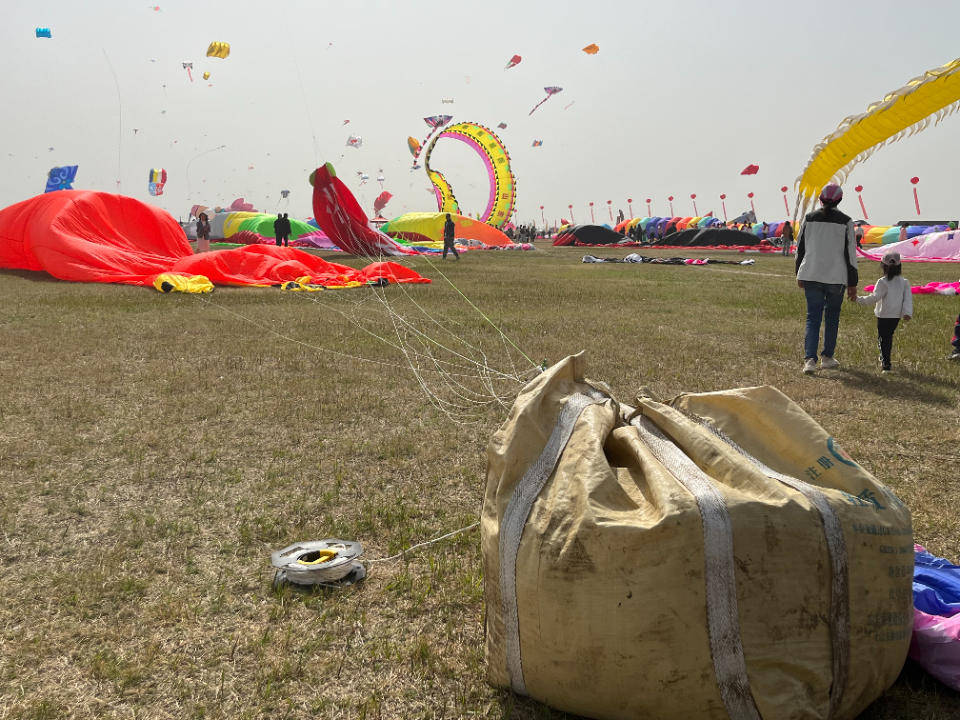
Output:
(858, 231), (960, 263)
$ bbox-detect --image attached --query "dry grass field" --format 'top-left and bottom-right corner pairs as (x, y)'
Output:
(2, 244), (959, 719)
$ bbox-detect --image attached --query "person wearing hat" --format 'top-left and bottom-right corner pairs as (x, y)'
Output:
(795, 183), (859, 373)
(853, 251), (912, 373)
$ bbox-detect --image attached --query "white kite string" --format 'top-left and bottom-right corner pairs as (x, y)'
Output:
(366, 521), (480, 564)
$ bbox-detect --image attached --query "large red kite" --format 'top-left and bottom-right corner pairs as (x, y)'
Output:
(740, 163), (760, 175)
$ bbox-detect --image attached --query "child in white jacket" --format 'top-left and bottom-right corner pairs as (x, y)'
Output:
(853, 252), (912, 372)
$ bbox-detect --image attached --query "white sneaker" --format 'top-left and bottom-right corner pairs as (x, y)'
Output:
(803, 358), (817, 374)
(949, 351), (960, 362)
(820, 356), (840, 370)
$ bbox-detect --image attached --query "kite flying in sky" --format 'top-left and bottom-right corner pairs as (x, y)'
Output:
(182, 61), (193, 82)
(740, 163), (759, 175)
(505, 54), (522, 69)
(374, 191), (393, 215)
(346, 135), (362, 148)
(45, 166), (78, 193)
(206, 41), (230, 59)
(796, 55), (960, 216)
(409, 115), (453, 164)
(35, 28), (52, 39)
(147, 168), (167, 196)
(582, 43), (599, 54)
(529, 86), (563, 115)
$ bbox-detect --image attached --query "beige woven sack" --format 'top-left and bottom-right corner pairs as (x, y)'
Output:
(483, 354), (912, 720)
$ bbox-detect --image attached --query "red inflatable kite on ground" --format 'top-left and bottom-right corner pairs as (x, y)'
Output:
(0, 190), (429, 291)
(310, 163), (415, 257)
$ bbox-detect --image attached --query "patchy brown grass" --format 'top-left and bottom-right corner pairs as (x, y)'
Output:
(1, 245), (958, 719)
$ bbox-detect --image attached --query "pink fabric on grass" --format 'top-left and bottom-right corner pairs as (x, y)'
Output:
(863, 281), (959, 295)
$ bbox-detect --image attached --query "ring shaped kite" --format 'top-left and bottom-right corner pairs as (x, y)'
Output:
(796, 56), (960, 217)
(422, 121), (516, 228)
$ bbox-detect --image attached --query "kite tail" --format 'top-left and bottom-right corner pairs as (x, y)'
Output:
(528, 97), (549, 116)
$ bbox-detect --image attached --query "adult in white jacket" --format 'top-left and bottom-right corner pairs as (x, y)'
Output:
(795, 183), (858, 374)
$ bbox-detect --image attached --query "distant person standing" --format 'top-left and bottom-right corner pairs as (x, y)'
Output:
(443, 213), (459, 260)
(795, 183), (858, 374)
(274, 214), (283, 247)
(854, 223), (864, 249)
(281, 213), (291, 247)
(781, 221), (794, 256)
(195, 212), (211, 253)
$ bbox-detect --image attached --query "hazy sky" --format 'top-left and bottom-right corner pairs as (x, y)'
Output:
(3, 0), (959, 226)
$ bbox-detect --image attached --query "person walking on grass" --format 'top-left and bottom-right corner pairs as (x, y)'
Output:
(795, 183), (858, 374)
(852, 252), (912, 373)
(442, 213), (459, 260)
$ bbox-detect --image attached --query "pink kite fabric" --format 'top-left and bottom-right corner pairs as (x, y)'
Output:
(911, 610), (960, 691)
(864, 281), (959, 295)
(858, 231), (960, 263)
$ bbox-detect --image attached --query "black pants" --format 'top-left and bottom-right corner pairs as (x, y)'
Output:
(952, 313), (960, 350)
(275, 236), (282, 247)
(443, 239), (458, 259)
(877, 317), (900, 369)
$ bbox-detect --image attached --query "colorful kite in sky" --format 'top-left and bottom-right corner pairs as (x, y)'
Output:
(531, 139), (543, 147)
(409, 116), (454, 165)
(206, 41), (230, 59)
(582, 43), (599, 54)
(422, 121), (516, 228)
(346, 135), (363, 148)
(529, 86), (563, 115)
(280, 189), (290, 199)
(35, 28), (52, 39)
(374, 191), (393, 215)
(424, 115), (453, 129)
(182, 61), (193, 82)
(407, 136), (421, 158)
(505, 54), (522, 69)
(497, 122), (507, 129)
(796, 55), (960, 217)
(148, 168), (167, 196)
(202, 71), (210, 81)
(740, 163), (759, 175)
(45, 166), (78, 193)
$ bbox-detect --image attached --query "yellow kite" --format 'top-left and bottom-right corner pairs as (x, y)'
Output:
(796, 56), (960, 217)
(206, 41), (230, 59)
